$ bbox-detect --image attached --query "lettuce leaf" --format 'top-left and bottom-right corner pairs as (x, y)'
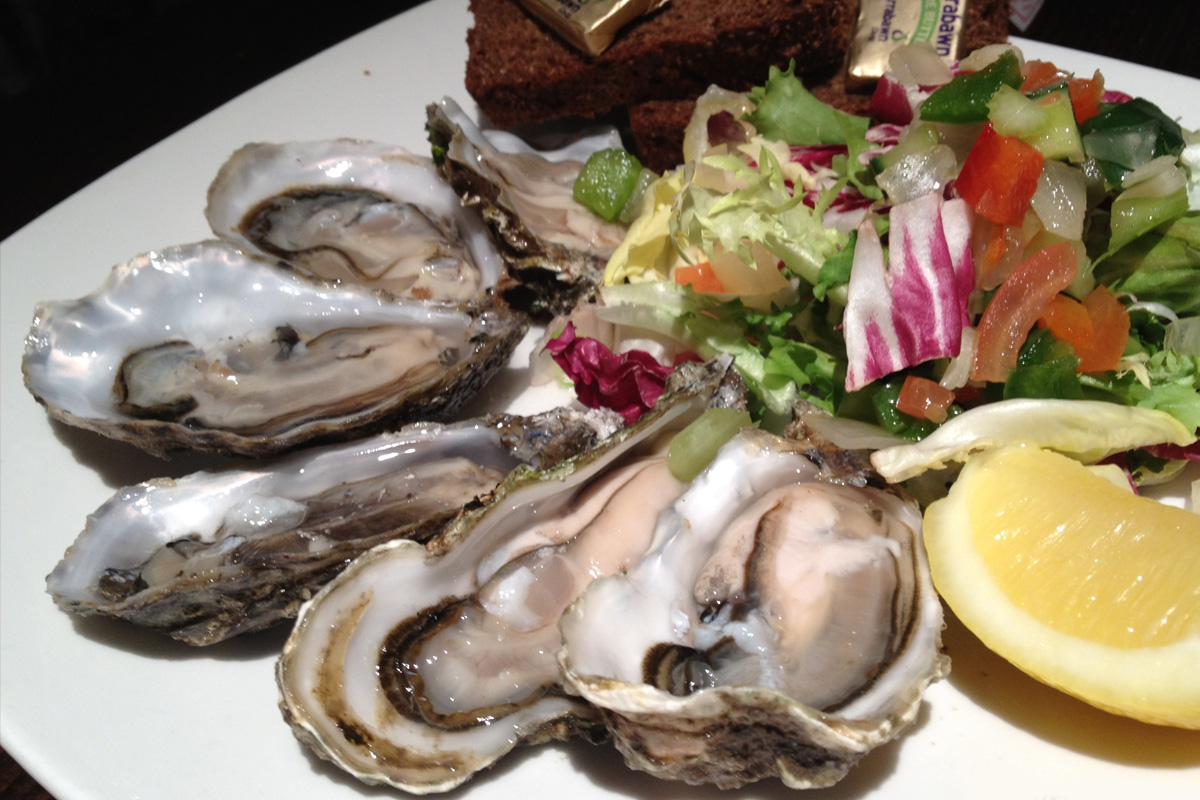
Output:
(672, 146), (846, 286)
(745, 61), (870, 147)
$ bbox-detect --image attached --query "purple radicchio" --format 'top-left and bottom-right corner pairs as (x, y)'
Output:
(842, 192), (975, 392)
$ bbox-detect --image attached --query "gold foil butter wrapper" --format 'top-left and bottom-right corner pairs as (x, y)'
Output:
(849, 0), (968, 84)
(519, 0), (671, 56)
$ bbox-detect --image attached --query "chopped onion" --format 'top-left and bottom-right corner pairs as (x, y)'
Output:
(939, 327), (977, 390)
(1165, 316), (1200, 356)
(958, 44), (1025, 73)
(887, 42), (953, 87)
(1121, 155), (1187, 198)
(1031, 160), (1087, 240)
(793, 403), (906, 451)
(877, 145), (957, 204)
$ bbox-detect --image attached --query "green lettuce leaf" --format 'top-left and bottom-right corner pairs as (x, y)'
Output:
(745, 61), (871, 147)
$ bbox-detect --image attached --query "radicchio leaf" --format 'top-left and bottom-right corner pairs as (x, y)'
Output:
(843, 193), (975, 391)
(545, 322), (693, 425)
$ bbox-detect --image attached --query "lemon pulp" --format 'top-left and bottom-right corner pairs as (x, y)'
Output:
(924, 444), (1200, 728)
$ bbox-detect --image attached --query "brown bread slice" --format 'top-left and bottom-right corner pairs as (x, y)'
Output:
(465, 0), (858, 129)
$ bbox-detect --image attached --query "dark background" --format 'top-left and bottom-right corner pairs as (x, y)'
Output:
(1, 0), (1197, 242)
(0, 0), (1197, 797)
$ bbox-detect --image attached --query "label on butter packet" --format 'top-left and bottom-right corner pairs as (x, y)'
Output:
(848, 0), (968, 84)
(518, 0), (671, 56)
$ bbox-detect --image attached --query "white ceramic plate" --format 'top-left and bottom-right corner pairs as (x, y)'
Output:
(2, 2), (1198, 798)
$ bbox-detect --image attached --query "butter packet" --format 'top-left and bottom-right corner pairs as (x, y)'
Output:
(848, 0), (970, 85)
(518, 0), (671, 56)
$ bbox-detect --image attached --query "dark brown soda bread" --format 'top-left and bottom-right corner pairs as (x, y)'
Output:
(465, 0), (858, 129)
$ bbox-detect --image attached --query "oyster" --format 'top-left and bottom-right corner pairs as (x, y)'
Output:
(46, 408), (619, 645)
(276, 358), (741, 793)
(426, 98), (628, 317)
(205, 139), (504, 303)
(22, 240), (526, 457)
(558, 427), (947, 789)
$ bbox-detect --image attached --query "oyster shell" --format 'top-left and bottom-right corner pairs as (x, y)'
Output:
(426, 98), (628, 317)
(558, 427), (947, 789)
(46, 408), (620, 645)
(276, 358), (741, 793)
(22, 240), (526, 457)
(205, 139), (504, 303)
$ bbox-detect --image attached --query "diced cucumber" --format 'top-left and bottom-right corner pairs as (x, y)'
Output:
(667, 407), (754, 482)
(988, 86), (1084, 162)
(987, 84), (1050, 139)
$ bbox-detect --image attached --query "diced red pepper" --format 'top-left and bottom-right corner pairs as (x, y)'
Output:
(1021, 59), (1066, 93)
(956, 124), (1045, 226)
(1067, 70), (1105, 123)
(972, 242), (1078, 383)
(674, 262), (725, 294)
(896, 375), (957, 423)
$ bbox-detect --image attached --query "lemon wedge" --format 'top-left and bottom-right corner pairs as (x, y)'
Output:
(924, 444), (1200, 728)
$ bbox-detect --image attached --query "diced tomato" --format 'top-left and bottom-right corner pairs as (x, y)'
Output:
(1067, 70), (1105, 123)
(972, 242), (1078, 383)
(1021, 59), (1066, 93)
(896, 375), (957, 423)
(1077, 285), (1130, 372)
(956, 124), (1045, 226)
(1035, 286), (1129, 372)
(674, 262), (725, 294)
(953, 382), (986, 406)
(1038, 293), (1094, 351)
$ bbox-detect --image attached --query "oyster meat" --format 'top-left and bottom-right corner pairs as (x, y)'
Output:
(46, 408), (619, 645)
(559, 427), (947, 789)
(205, 139), (504, 303)
(427, 98), (628, 316)
(276, 358), (740, 793)
(22, 240), (526, 457)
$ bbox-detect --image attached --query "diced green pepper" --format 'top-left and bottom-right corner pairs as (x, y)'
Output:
(919, 50), (1024, 124)
(1005, 329), (1084, 400)
(1082, 125), (1159, 171)
(1080, 98), (1186, 159)
(573, 148), (645, 222)
(988, 86), (1083, 162)
(1004, 356), (1086, 400)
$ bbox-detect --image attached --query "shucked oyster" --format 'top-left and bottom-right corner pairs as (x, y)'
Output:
(559, 428), (948, 789)
(276, 357), (943, 792)
(205, 140), (503, 303)
(46, 408), (619, 645)
(276, 358), (741, 793)
(22, 240), (526, 457)
(427, 98), (628, 317)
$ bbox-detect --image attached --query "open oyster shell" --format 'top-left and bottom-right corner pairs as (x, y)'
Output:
(22, 240), (526, 457)
(558, 427), (948, 789)
(276, 357), (741, 794)
(426, 98), (628, 317)
(46, 408), (620, 645)
(205, 139), (504, 303)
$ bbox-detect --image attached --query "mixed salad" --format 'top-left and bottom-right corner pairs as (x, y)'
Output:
(551, 42), (1199, 489)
